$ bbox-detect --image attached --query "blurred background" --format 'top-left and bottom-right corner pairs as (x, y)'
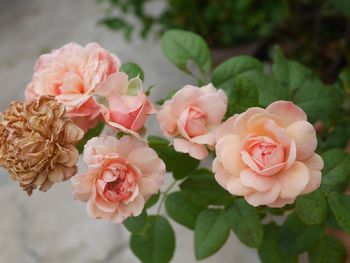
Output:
(0, 0), (349, 262)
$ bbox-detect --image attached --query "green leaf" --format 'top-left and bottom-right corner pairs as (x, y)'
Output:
(248, 72), (289, 107)
(328, 193), (350, 235)
(147, 136), (199, 179)
(162, 29), (211, 74)
(293, 78), (343, 120)
(165, 192), (203, 229)
(195, 209), (230, 260)
(272, 46), (312, 93)
(145, 192), (160, 209)
(130, 215), (175, 263)
(124, 210), (148, 235)
(278, 213), (323, 254)
(76, 122), (105, 153)
(212, 56), (263, 88)
(295, 189), (327, 225)
(180, 169), (233, 207)
(120, 62), (145, 81)
(259, 223), (298, 263)
(321, 149), (350, 193)
(225, 199), (263, 248)
(308, 235), (347, 263)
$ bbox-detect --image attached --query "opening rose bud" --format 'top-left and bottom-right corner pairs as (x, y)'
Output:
(213, 101), (323, 208)
(157, 83), (228, 160)
(97, 72), (153, 136)
(71, 135), (165, 223)
(0, 96), (84, 195)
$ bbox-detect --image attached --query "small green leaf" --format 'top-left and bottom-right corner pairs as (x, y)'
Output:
(76, 122), (105, 153)
(180, 169), (233, 207)
(212, 56), (263, 88)
(259, 223), (298, 263)
(308, 235), (347, 263)
(195, 209), (230, 260)
(120, 62), (145, 81)
(130, 215), (175, 263)
(248, 72), (289, 107)
(145, 192), (160, 209)
(225, 199), (263, 248)
(272, 46), (312, 93)
(328, 193), (350, 235)
(293, 78), (343, 120)
(278, 213), (323, 254)
(165, 192), (203, 229)
(124, 210), (148, 235)
(296, 189), (327, 225)
(162, 29), (211, 74)
(321, 149), (350, 193)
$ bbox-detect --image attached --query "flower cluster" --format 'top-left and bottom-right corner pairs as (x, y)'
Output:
(0, 42), (323, 226)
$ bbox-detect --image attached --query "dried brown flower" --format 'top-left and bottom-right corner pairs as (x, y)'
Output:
(0, 96), (84, 195)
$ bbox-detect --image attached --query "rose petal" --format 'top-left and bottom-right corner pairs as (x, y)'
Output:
(245, 183), (281, 207)
(240, 169), (276, 191)
(266, 101), (307, 126)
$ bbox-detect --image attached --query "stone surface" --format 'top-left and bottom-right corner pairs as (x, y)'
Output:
(0, 0), (259, 262)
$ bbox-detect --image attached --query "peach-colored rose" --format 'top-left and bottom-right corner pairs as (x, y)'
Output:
(71, 135), (165, 223)
(213, 101), (323, 208)
(157, 84), (227, 160)
(25, 42), (120, 132)
(97, 72), (153, 136)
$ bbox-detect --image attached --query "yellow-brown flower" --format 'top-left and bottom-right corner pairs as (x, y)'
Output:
(0, 96), (84, 195)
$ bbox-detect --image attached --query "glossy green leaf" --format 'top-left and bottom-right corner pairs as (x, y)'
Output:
(308, 235), (347, 263)
(130, 215), (175, 263)
(259, 223), (298, 263)
(195, 209), (230, 260)
(145, 192), (160, 209)
(296, 189), (327, 225)
(321, 149), (350, 193)
(328, 193), (350, 234)
(165, 192), (203, 229)
(278, 213), (323, 254)
(180, 169), (233, 207)
(162, 29), (211, 73)
(124, 210), (148, 235)
(225, 199), (263, 248)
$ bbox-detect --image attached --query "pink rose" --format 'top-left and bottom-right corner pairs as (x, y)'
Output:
(157, 84), (227, 160)
(71, 135), (165, 223)
(25, 42), (120, 132)
(213, 101), (323, 208)
(97, 72), (153, 136)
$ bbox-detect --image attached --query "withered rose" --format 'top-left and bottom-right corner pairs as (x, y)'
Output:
(0, 96), (84, 195)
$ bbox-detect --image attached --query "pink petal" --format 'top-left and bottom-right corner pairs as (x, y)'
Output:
(266, 101), (307, 127)
(245, 183), (281, 207)
(95, 72), (128, 97)
(157, 101), (178, 136)
(173, 138), (208, 160)
(268, 197), (295, 208)
(194, 92), (227, 126)
(216, 135), (246, 176)
(138, 174), (163, 197)
(278, 161), (310, 199)
(286, 121), (317, 160)
(215, 115), (238, 142)
(127, 147), (166, 174)
(303, 153), (324, 171)
(240, 169), (276, 191)
(171, 85), (201, 115)
(213, 158), (231, 189)
(118, 194), (144, 217)
(191, 132), (215, 146)
(285, 140), (297, 169)
(302, 170), (322, 194)
(71, 172), (96, 201)
(226, 176), (252, 196)
(233, 107), (266, 138)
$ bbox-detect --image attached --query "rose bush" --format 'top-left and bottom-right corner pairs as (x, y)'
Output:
(1, 29), (350, 263)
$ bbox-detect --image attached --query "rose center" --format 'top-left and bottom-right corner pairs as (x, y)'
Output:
(97, 161), (137, 202)
(246, 136), (284, 170)
(185, 106), (207, 137)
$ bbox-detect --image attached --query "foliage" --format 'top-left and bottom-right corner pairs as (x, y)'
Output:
(120, 29), (350, 263)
